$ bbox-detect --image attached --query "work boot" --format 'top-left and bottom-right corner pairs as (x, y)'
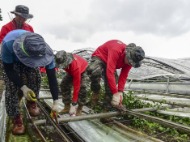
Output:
(26, 101), (40, 117)
(60, 103), (70, 114)
(91, 93), (99, 107)
(102, 102), (115, 112)
(12, 115), (25, 135)
(76, 104), (83, 116)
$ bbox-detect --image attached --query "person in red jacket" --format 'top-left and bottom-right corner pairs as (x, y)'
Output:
(0, 5), (34, 43)
(0, 5), (34, 73)
(55, 50), (89, 116)
(87, 40), (145, 110)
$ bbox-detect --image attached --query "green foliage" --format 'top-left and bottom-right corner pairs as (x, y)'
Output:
(121, 91), (190, 141)
(41, 75), (49, 88)
(40, 70), (65, 88)
(123, 90), (153, 109)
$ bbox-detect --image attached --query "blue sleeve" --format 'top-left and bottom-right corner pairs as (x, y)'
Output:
(45, 59), (56, 69)
(1, 41), (14, 63)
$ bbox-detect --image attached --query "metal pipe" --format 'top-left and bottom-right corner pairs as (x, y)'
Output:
(135, 95), (190, 108)
(133, 91), (190, 100)
(34, 106), (171, 125)
(23, 101), (47, 142)
(37, 101), (72, 142)
(126, 82), (190, 94)
(126, 110), (190, 134)
(34, 112), (120, 125)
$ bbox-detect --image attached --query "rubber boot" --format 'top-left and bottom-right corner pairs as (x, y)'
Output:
(60, 103), (70, 114)
(91, 93), (99, 107)
(76, 104), (83, 116)
(26, 101), (40, 117)
(12, 115), (25, 135)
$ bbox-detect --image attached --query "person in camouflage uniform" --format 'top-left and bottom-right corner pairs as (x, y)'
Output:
(55, 50), (89, 116)
(87, 40), (145, 110)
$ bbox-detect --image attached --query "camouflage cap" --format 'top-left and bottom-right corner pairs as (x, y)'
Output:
(126, 46), (145, 68)
(127, 43), (136, 47)
(55, 50), (73, 68)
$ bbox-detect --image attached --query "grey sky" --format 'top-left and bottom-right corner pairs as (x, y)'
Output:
(1, 0), (190, 58)
(44, 0), (190, 40)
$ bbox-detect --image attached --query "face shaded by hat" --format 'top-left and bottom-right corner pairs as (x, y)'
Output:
(125, 46), (145, 68)
(13, 32), (54, 68)
(55, 50), (73, 69)
(11, 5), (33, 19)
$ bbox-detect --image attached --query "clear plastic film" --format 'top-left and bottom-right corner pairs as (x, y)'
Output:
(0, 91), (7, 142)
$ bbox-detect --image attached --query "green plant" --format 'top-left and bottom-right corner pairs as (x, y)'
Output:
(123, 91), (153, 109)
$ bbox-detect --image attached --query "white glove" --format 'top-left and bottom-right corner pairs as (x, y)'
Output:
(52, 100), (60, 113)
(69, 103), (78, 116)
(21, 85), (37, 101)
(111, 92), (123, 107)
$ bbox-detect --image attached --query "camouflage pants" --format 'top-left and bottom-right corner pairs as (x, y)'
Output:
(87, 57), (118, 103)
(2, 63), (41, 117)
(60, 71), (88, 105)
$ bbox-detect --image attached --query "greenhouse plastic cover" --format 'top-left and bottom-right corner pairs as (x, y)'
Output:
(72, 48), (190, 80)
(0, 91), (7, 142)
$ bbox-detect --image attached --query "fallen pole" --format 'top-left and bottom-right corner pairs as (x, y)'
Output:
(34, 111), (120, 125)
(36, 101), (71, 142)
(126, 82), (190, 95)
(135, 95), (190, 108)
(23, 101), (47, 142)
(126, 110), (190, 134)
(34, 106), (170, 125)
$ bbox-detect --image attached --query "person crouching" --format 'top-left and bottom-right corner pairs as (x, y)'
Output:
(55, 50), (89, 116)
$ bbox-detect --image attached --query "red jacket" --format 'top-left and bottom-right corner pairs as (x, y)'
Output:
(0, 19), (34, 43)
(64, 54), (88, 102)
(92, 40), (132, 94)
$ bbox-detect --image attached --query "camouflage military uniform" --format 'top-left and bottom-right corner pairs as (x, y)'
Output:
(87, 57), (118, 105)
(60, 70), (89, 106)
(3, 63), (41, 117)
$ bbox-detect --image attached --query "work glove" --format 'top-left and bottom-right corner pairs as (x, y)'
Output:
(52, 100), (60, 113)
(111, 92), (123, 108)
(50, 100), (60, 124)
(20, 85), (37, 102)
(69, 103), (78, 117)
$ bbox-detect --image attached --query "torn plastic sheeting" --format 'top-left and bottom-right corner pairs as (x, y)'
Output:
(136, 94), (190, 105)
(136, 94), (190, 118)
(126, 82), (190, 95)
(68, 119), (132, 142)
(42, 94), (134, 142)
(0, 91), (7, 142)
(157, 107), (190, 118)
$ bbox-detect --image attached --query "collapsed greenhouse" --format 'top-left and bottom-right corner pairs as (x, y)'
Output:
(1, 48), (190, 141)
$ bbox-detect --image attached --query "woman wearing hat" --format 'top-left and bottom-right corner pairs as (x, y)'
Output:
(0, 5), (34, 81)
(1, 29), (59, 135)
(0, 5), (34, 43)
(87, 40), (145, 110)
